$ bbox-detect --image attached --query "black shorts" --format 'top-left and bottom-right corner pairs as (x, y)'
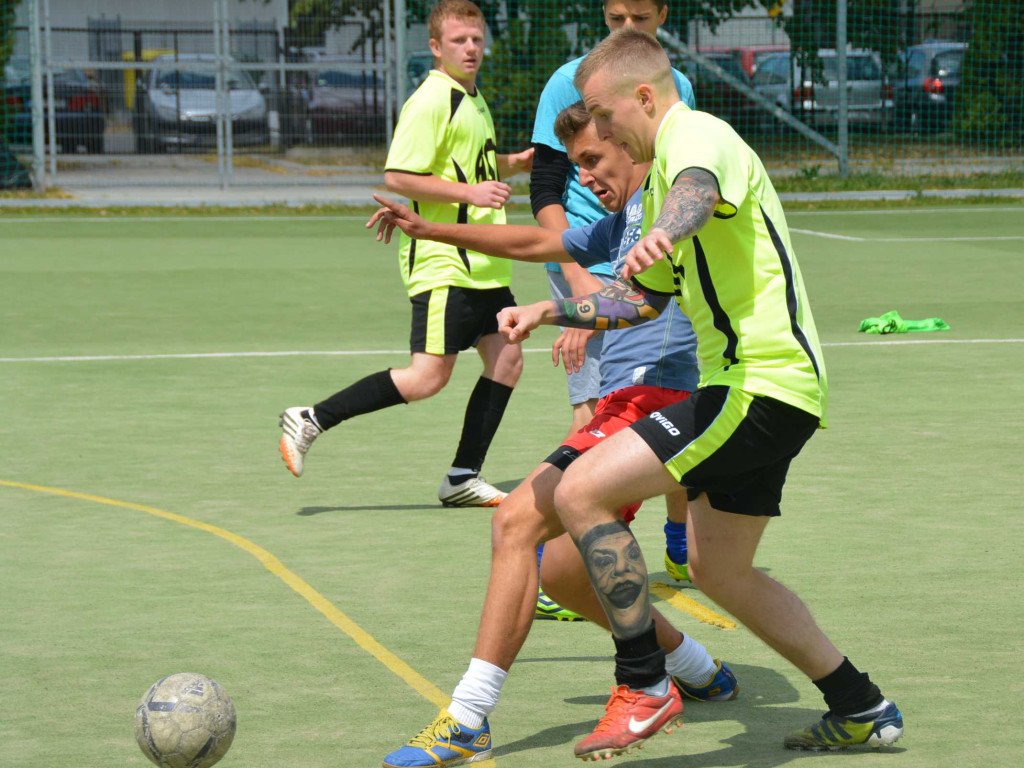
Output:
(409, 286), (517, 355)
(630, 385), (820, 517)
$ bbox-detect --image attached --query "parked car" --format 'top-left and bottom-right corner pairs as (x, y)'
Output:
(685, 51), (759, 131)
(304, 59), (386, 143)
(133, 54), (268, 153)
(3, 57), (105, 153)
(700, 44), (790, 78)
(406, 51), (434, 92)
(892, 41), (966, 132)
(752, 49), (893, 131)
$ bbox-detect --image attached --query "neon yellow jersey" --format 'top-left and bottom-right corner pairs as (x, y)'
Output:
(634, 103), (828, 423)
(385, 70), (511, 296)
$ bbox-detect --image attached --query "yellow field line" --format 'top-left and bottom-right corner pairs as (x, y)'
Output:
(650, 582), (738, 630)
(0, 480), (452, 710)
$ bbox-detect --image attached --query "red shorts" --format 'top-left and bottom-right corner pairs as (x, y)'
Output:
(545, 385), (692, 523)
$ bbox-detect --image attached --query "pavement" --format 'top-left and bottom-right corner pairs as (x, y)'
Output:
(1, 153), (1022, 208)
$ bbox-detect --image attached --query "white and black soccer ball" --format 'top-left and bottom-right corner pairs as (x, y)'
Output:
(134, 673), (237, 768)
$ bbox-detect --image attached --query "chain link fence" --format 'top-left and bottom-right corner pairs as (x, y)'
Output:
(2, 0), (1022, 190)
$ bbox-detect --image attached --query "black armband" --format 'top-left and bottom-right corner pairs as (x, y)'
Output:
(529, 143), (572, 218)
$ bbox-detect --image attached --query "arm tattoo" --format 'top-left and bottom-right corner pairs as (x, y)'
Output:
(575, 521), (652, 639)
(653, 167), (720, 241)
(555, 277), (671, 331)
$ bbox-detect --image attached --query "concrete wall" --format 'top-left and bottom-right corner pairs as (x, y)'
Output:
(16, 0), (287, 30)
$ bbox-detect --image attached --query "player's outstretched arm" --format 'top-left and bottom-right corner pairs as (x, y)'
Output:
(499, 278), (671, 343)
(367, 193), (571, 263)
(497, 147), (534, 177)
(622, 167), (720, 278)
(383, 170), (512, 210)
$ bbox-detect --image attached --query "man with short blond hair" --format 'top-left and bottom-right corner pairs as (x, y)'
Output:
(279, 0), (532, 508)
(530, 0), (697, 621)
(371, 102), (737, 768)
(500, 25), (904, 759)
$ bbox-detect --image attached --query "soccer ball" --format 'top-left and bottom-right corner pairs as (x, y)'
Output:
(134, 673), (237, 768)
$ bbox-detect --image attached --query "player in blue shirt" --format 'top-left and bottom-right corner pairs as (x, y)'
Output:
(368, 101), (737, 768)
(530, 2), (696, 609)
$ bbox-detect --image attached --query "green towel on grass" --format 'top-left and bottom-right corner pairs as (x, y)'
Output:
(858, 310), (950, 334)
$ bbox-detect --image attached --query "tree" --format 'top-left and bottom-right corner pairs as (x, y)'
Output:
(766, 0), (904, 78)
(1, 0), (31, 189)
(956, 0), (1023, 144)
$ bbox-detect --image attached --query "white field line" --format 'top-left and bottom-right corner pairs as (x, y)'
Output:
(789, 228), (866, 241)
(872, 235), (1024, 242)
(788, 206), (1024, 216)
(0, 213), (540, 224)
(2, 338), (1022, 364)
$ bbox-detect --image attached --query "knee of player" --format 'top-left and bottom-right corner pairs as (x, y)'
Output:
(551, 473), (586, 520)
(490, 498), (542, 552)
(408, 368), (452, 400)
(502, 351), (524, 384)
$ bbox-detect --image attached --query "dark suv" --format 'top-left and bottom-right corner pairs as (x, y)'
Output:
(893, 41), (967, 132)
(685, 51), (758, 131)
(3, 57), (105, 153)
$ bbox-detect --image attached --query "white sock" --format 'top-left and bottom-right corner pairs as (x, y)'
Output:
(849, 698), (890, 718)
(640, 676), (672, 696)
(447, 466), (478, 480)
(448, 658), (508, 728)
(664, 634), (717, 687)
(305, 409), (324, 432)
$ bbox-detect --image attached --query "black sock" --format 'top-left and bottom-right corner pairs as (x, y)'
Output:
(613, 622), (666, 688)
(813, 657), (884, 716)
(312, 369), (406, 431)
(451, 376), (514, 472)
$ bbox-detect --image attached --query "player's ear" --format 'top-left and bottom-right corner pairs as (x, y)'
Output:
(636, 84), (655, 112)
(428, 36), (441, 59)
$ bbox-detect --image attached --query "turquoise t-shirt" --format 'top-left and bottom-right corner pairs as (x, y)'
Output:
(532, 56), (695, 274)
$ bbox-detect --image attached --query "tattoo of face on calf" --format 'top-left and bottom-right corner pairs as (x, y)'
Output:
(576, 521), (651, 637)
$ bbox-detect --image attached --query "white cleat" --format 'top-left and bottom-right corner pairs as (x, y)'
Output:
(437, 475), (507, 507)
(279, 407), (321, 478)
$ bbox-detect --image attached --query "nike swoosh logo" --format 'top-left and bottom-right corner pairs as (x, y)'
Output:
(628, 700), (675, 735)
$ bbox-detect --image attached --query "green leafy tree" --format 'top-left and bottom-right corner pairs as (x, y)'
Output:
(1, 0), (31, 189)
(765, 0), (903, 78)
(956, 0), (1023, 145)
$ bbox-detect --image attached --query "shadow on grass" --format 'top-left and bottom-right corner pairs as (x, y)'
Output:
(295, 477), (526, 514)
(297, 504), (438, 515)
(494, 663), (910, 764)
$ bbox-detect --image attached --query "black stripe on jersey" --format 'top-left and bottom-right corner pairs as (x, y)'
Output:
(760, 205), (821, 381)
(451, 160), (472, 273)
(408, 201), (420, 274)
(449, 89), (466, 125)
(669, 260), (685, 294)
(693, 235), (739, 370)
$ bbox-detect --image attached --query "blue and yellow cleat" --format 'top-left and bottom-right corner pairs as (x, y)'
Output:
(382, 708), (492, 768)
(784, 701), (904, 750)
(535, 587), (586, 622)
(673, 659), (739, 702)
(664, 549), (689, 582)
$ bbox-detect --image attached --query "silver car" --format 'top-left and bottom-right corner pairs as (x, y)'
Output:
(753, 49), (893, 131)
(134, 54), (268, 152)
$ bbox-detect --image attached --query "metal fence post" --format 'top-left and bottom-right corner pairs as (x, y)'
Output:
(395, 0), (407, 112)
(44, 0), (56, 177)
(836, 0), (849, 177)
(383, 0), (394, 150)
(28, 0), (45, 191)
(222, 0), (234, 185)
(214, 0), (226, 189)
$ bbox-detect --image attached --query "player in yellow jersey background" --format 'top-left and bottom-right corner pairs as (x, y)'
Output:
(280, 0), (533, 508)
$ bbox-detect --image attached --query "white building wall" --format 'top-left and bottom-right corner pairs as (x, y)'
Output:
(16, 0), (287, 30)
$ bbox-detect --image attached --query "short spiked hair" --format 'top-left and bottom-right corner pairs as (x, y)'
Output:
(428, 0), (485, 42)
(574, 27), (673, 96)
